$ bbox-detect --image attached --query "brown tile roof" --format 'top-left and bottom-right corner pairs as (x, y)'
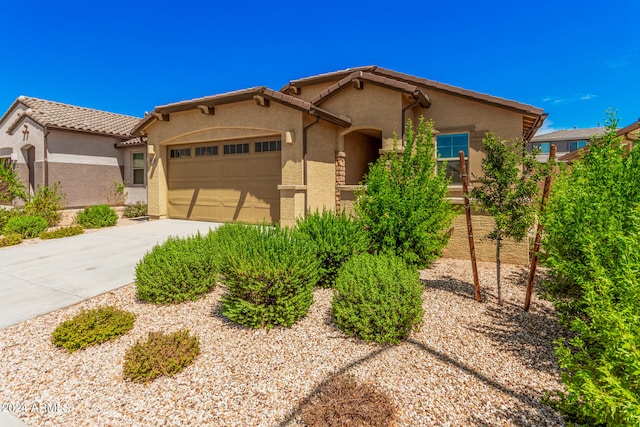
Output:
(531, 127), (606, 143)
(115, 136), (147, 148)
(309, 71), (431, 108)
(133, 87), (351, 134)
(2, 96), (141, 138)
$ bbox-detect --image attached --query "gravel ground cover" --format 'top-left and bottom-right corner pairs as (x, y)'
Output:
(0, 259), (566, 426)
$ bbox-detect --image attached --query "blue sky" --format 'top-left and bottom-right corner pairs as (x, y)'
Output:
(1, 0), (638, 134)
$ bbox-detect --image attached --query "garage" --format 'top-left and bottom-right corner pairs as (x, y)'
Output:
(167, 138), (281, 223)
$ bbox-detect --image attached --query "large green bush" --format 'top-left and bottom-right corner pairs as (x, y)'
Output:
(295, 210), (370, 288)
(135, 233), (217, 304)
(332, 253), (424, 345)
(542, 112), (640, 426)
(24, 182), (65, 226)
(52, 306), (135, 353)
(76, 204), (118, 228)
(123, 330), (200, 383)
(355, 117), (457, 268)
(215, 223), (320, 329)
(3, 214), (48, 238)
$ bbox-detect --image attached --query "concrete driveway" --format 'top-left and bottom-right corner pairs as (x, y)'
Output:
(0, 219), (220, 330)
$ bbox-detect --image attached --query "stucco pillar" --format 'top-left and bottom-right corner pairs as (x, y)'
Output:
(335, 151), (346, 211)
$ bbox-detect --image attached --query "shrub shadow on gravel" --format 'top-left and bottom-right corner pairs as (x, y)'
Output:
(422, 275), (487, 301)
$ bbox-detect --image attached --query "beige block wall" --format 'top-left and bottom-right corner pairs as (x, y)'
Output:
(306, 121), (339, 213)
(442, 211), (530, 265)
(48, 162), (124, 208)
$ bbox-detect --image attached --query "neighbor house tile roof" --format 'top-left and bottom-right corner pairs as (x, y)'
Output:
(531, 127), (606, 143)
(2, 96), (141, 138)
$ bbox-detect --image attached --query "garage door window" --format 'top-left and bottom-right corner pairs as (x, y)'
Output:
(224, 143), (249, 155)
(255, 140), (282, 153)
(195, 146), (218, 156)
(170, 148), (191, 158)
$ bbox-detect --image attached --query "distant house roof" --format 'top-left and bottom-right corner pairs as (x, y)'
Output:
(531, 127), (606, 143)
(1, 96), (141, 138)
(558, 121), (639, 162)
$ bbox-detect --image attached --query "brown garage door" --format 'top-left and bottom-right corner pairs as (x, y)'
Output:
(167, 139), (281, 223)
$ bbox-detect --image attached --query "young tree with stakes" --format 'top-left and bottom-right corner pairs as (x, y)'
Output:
(471, 133), (542, 305)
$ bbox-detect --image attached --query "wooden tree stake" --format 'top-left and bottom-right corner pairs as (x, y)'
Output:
(460, 151), (482, 302)
(524, 144), (556, 311)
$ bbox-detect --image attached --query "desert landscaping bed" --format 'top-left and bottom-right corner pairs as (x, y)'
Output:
(0, 259), (566, 426)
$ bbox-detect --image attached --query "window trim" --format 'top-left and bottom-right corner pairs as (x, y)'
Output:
(436, 132), (469, 186)
(131, 151), (146, 187)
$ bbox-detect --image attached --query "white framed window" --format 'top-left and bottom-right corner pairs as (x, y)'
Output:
(436, 133), (469, 184)
(132, 152), (145, 186)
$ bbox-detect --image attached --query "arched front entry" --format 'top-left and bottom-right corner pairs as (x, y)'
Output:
(336, 128), (382, 212)
(21, 145), (35, 195)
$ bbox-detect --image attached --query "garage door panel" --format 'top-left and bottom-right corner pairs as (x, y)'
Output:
(167, 142), (280, 223)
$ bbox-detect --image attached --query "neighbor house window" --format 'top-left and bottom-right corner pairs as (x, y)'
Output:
(132, 152), (145, 185)
(568, 140), (587, 152)
(223, 143), (250, 155)
(436, 133), (469, 184)
(195, 146), (218, 156)
(255, 140), (282, 153)
(531, 142), (550, 153)
(169, 148), (191, 158)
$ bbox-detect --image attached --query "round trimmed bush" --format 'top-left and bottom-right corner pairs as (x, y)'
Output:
(76, 204), (118, 228)
(214, 223), (320, 329)
(123, 330), (200, 383)
(3, 214), (48, 238)
(52, 306), (135, 353)
(295, 210), (370, 288)
(332, 253), (424, 344)
(135, 233), (217, 304)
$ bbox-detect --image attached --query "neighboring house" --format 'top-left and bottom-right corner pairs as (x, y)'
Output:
(556, 118), (638, 163)
(0, 96), (146, 207)
(529, 127), (607, 162)
(133, 66), (546, 264)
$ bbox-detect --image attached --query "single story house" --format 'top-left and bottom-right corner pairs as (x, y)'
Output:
(134, 66), (547, 263)
(0, 96), (146, 207)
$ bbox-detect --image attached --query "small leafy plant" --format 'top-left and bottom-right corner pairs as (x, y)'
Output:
(39, 225), (84, 239)
(76, 204), (118, 228)
(3, 214), (48, 238)
(52, 306), (135, 353)
(301, 374), (398, 427)
(135, 234), (217, 304)
(295, 210), (370, 288)
(0, 233), (22, 247)
(106, 180), (128, 206)
(0, 208), (23, 230)
(0, 160), (27, 204)
(123, 202), (147, 218)
(332, 253), (424, 344)
(215, 223), (320, 329)
(24, 182), (66, 226)
(122, 330), (200, 383)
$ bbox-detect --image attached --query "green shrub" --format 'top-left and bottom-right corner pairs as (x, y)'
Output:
(0, 208), (23, 230)
(301, 374), (398, 427)
(295, 210), (370, 288)
(215, 223), (320, 329)
(123, 202), (148, 218)
(52, 306), (135, 353)
(0, 233), (22, 247)
(135, 233), (217, 304)
(76, 204), (118, 228)
(3, 214), (48, 238)
(0, 161), (27, 204)
(24, 182), (65, 226)
(122, 330), (200, 383)
(541, 112), (640, 425)
(39, 225), (84, 239)
(355, 117), (457, 268)
(332, 253), (424, 345)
